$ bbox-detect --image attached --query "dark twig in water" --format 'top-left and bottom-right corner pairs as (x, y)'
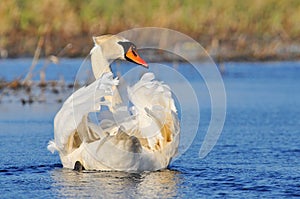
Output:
(23, 36), (45, 86)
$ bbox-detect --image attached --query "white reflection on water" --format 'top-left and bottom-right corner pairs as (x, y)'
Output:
(51, 169), (181, 198)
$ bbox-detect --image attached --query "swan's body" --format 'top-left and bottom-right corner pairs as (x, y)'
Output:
(48, 35), (180, 172)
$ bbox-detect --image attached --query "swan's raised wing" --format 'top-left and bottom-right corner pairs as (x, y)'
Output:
(48, 73), (118, 154)
(127, 73), (179, 151)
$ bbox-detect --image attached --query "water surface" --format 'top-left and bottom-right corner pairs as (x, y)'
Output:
(0, 60), (299, 198)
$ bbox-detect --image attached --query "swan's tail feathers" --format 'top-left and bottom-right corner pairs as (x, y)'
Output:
(47, 140), (59, 154)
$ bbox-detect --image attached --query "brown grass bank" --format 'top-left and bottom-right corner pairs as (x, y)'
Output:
(1, 0), (300, 60)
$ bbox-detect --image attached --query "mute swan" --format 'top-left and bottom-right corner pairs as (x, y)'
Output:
(48, 35), (180, 172)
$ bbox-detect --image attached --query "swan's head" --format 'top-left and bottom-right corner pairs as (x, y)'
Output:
(91, 35), (148, 67)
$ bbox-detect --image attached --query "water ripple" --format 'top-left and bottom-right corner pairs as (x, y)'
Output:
(0, 163), (62, 175)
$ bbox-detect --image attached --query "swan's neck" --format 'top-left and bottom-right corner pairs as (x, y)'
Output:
(91, 45), (111, 79)
(90, 44), (122, 111)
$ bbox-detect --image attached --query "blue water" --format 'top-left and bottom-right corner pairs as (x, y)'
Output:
(0, 59), (300, 198)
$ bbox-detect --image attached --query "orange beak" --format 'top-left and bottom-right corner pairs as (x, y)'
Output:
(125, 46), (148, 68)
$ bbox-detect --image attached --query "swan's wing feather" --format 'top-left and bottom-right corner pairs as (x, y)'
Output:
(49, 72), (118, 153)
(128, 73), (179, 151)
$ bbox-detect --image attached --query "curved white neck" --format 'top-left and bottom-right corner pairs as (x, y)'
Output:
(90, 44), (122, 111)
(90, 45), (111, 79)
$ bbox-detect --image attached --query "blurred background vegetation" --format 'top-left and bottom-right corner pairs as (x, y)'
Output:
(1, 0), (300, 60)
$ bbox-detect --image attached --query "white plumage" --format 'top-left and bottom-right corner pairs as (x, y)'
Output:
(48, 35), (180, 172)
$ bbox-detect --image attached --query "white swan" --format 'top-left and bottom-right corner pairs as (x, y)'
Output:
(48, 35), (180, 172)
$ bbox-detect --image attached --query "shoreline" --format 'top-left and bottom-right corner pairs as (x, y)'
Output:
(2, 42), (300, 63)
(2, 51), (300, 63)
(1, 50), (300, 63)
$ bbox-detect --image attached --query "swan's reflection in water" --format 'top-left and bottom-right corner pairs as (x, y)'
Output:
(51, 168), (181, 198)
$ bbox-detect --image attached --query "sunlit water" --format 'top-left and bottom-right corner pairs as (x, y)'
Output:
(0, 59), (299, 198)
